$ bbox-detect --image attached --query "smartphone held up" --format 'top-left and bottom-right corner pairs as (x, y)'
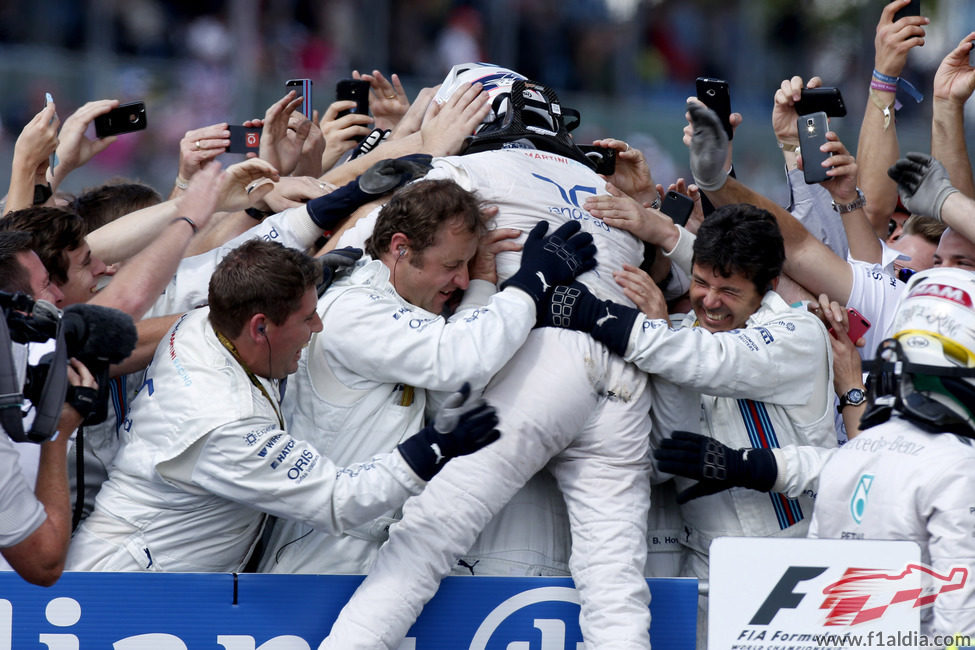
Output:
(336, 79), (370, 119)
(286, 78), (313, 120)
(695, 77), (733, 141)
(94, 102), (148, 138)
(798, 111), (831, 185)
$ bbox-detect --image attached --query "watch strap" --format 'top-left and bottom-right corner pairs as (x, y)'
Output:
(838, 387), (866, 412)
(832, 188), (866, 214)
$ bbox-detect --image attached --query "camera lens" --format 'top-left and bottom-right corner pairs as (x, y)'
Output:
(807, 118), (815, 126)
(706, 89), (716, 97)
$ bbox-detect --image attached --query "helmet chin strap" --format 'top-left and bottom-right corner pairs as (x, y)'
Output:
(861, 339), (975, 438)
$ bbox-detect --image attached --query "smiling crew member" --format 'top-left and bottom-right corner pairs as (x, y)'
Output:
(65, 239), (501, 572)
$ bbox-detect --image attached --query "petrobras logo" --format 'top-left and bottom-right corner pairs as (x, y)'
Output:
(466, 586), (585, 650)
(908, 282), (973, 308)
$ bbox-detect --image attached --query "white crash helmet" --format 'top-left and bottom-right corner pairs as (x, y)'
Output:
(435, 63), (527, 133)
(887, 267), (975, 428)
(433, 62), (590, 166)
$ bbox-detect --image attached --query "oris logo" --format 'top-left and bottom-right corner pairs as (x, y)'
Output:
(467, 587), (584, 650)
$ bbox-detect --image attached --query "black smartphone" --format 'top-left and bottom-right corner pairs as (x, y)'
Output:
(94, 101), (147, 138)
(227, 125), (262, 154)
(696, 77), (733, 141)
(799, 112), (831, 184)
(286, 78), (313, 120)
(893, 0), (921, 22)
(794, 87), (847, 118)
(578, 144), (617, 175)
(336, 79), (370, 119)
(659, 190), (695, 228)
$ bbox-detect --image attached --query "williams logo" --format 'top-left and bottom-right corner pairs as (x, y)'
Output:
(468, 586), (585, 650)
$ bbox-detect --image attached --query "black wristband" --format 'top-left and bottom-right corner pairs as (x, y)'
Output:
(245, 207), (272, 221)
(33, 183), (52, 205)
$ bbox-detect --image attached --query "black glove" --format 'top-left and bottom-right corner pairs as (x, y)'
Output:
(358, 154), (433, 194)
(500, 220), (598, 306)
(317, 246), (363, 296)
(397, 383), (501, 481)
(653, 431), (777, 504)
(887, 152), (959, 220)
(307, 155), (433, 230)
(537, 283), (639, 356)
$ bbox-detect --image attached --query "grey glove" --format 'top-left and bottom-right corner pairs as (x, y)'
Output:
(887, 152), (959, 221)
(687, 101), (730, 192)
(358, 154), (433, 195)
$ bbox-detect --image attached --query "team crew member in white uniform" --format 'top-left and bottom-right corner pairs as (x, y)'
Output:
(809, 268), (975, 638)
(684, 105), (975, 362)
(322, 64), (670, 650)
(537, 199), (836, 644)
(65, 239), (501, 572)
(262, 178), (596, 574)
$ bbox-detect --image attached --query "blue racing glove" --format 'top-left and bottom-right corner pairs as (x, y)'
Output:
(397, 383), (501, 481)
(500, 220), (598, 306)
(653, 431), (777, 504)
(537, 282), (639, 357)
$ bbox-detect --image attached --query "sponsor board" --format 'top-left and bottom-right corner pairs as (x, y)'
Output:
(0, 573), (696, 649)
(710, 537), (927, 650)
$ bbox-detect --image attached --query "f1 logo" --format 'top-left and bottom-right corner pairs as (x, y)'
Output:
(245, 132), (259, 147)
(749, 566), (827, 625)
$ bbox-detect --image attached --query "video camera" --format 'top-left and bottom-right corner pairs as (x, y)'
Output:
(0, 291), (137, 443)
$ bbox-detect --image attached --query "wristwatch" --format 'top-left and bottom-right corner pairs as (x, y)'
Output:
(832, 188), (867, 214)
(838, 387), (867, 412)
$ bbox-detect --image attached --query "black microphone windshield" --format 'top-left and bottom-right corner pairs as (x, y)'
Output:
(61, 304), (137, 365)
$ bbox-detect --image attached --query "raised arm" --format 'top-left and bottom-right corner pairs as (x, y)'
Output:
(89, 160), (278, 319)
(46, 100), (120, 193)
(888, 152), (975, 245)
(321, 82), (490, 187)
(857, 0), (928, 236)
(686, 101), (855, 304)
(931, 31), (975, 199)
(5, 103), (59, 215)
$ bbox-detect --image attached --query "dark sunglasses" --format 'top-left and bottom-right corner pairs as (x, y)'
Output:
(896, 268), (916, 283)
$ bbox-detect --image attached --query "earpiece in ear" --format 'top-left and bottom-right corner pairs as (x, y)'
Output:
(398, 247), (407, 257)
(258, 324), (267, 335)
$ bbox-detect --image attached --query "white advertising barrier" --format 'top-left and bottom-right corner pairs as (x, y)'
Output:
(709, 537), (933, 650)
